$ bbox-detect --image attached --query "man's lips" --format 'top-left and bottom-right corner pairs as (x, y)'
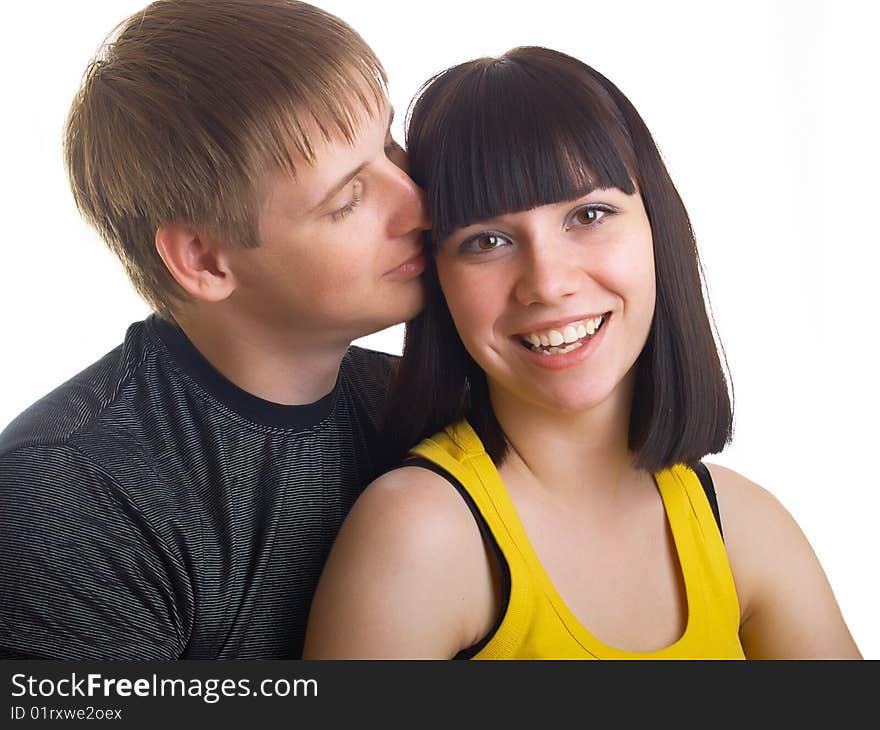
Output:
(384, 251), (426, 279)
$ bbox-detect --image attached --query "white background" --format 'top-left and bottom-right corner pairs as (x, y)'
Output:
(1, 1), (877, 658)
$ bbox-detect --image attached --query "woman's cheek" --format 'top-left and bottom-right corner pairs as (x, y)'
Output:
(441, 266), (501, 351)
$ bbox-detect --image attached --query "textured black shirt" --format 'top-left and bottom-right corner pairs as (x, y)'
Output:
(0, 315), (394, 659)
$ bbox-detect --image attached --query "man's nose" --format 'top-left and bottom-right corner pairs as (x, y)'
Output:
(386, 159), (430, 235)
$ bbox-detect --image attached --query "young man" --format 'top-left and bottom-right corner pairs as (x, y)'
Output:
(0, 0), (427, 659)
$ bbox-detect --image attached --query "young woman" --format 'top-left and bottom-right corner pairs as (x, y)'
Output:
(304, 47), (862, 659)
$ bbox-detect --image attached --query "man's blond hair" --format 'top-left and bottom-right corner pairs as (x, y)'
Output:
(64, 0), (387, 318)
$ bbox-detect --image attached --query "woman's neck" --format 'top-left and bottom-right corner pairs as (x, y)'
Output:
(489, 369), (648, 503)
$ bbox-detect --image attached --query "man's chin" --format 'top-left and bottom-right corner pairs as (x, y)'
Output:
(400, 286), (427, 322)
(384, 281), (427, 325)
(352, 297), (424, 342)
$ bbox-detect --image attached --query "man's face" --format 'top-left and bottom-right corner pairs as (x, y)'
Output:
(225, 97), (428, 345)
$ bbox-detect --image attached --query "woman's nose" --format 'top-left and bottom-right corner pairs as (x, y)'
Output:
(513, 239), (581, 307)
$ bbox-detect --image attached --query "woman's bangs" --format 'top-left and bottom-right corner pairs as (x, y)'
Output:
(427, 63), (637, 243)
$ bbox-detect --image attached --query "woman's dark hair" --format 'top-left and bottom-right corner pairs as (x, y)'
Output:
(381, 46), (733, 473)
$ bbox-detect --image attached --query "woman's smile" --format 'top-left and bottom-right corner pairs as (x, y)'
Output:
(516, 312), (609, 354)
(509, 311), (611, 370)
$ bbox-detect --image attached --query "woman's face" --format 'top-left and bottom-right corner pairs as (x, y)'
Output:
(435, 186), (656, 415)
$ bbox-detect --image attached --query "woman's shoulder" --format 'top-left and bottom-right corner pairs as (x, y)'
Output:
(354, 464), (484, 550)
(703, 462), (785, 516)
(702, 463), (801, 557)
(304, 463), (496, 658)
(701, 462), (861, 658)
(701, 463), (791, 612)
(702, 462), (801, 542)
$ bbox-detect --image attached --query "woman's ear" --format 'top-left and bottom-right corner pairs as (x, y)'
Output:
(155, 225), (236, 303)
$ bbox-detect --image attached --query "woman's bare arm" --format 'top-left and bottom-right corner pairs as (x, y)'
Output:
(708, 463), (862, 659)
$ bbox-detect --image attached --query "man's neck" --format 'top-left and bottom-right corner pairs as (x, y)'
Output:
(172, 310), (350, 406)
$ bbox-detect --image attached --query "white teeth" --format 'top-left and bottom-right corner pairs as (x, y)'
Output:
(543, 342), (583, 356)
(522, 314), (607, 355)
(547, 330), (564, 346)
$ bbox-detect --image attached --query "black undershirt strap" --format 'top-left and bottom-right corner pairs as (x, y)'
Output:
(692, 462), (723, 540)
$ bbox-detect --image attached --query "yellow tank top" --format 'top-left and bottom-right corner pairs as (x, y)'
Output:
(410, 420), (745, 660)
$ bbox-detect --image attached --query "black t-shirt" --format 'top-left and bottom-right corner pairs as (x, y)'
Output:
(0, 315), (394, 659)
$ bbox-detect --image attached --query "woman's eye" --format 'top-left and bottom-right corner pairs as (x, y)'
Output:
(567, 204), (615, 229)
(460, 232), (512, 253)
(476, 234), (505, 250)
(577, 208), (601, 224)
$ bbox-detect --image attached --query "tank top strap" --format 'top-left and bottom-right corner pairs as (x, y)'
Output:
(408, 420), (538, 657)
(656, 465), (741, 634)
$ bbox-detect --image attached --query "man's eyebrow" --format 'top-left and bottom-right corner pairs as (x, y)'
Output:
(310, 107), (396, 215)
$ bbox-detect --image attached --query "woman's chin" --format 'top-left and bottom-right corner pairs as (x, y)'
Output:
(504, 381), (621, 417)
